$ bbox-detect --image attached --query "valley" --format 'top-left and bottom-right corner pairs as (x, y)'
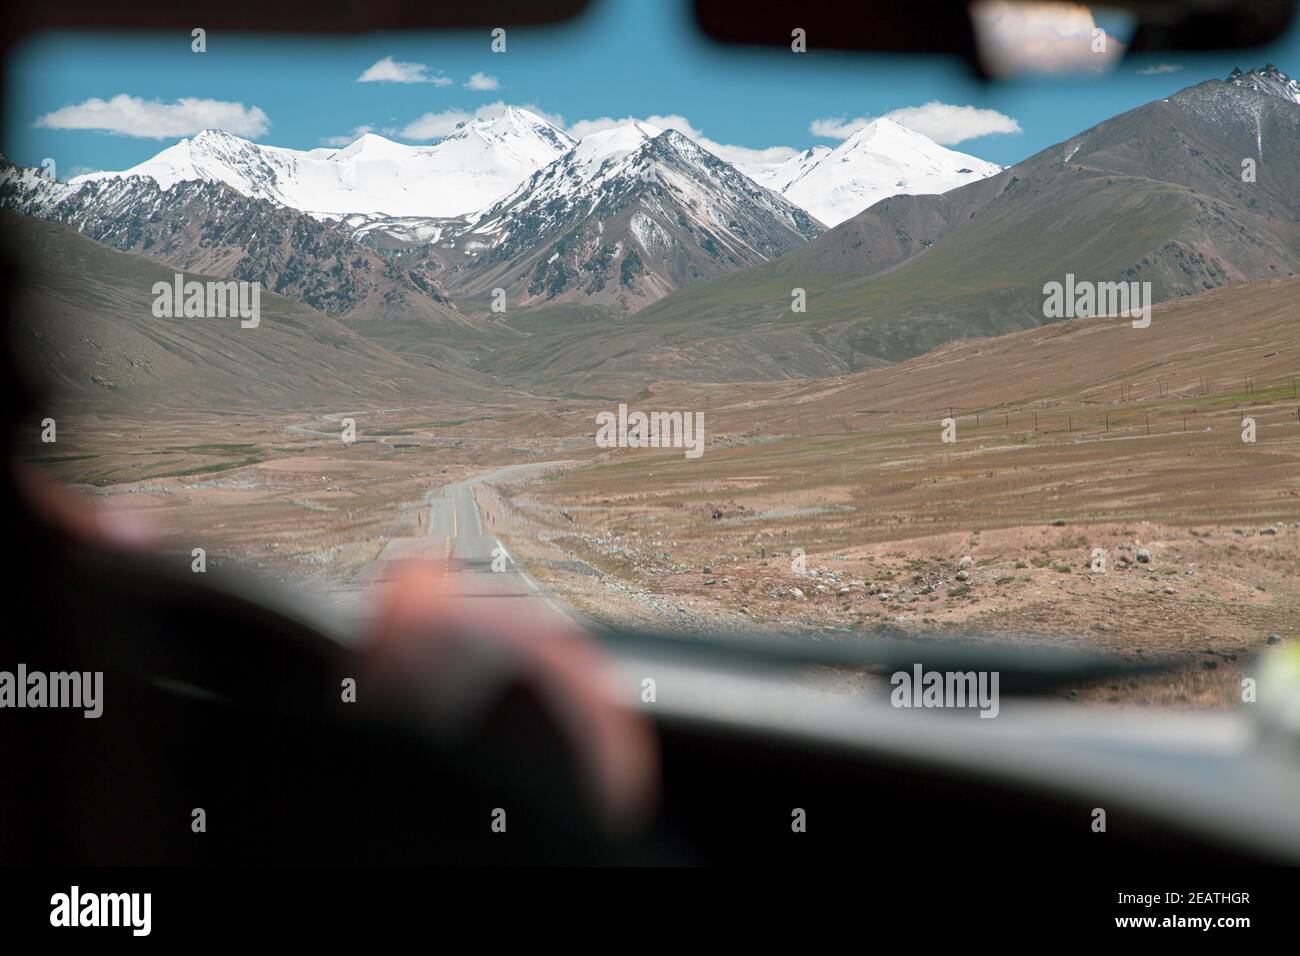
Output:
(20, 273), (1298, 707)
(4, 64), (1298, 710)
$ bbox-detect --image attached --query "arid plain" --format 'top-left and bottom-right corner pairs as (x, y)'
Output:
(24, 276), (1300, 707)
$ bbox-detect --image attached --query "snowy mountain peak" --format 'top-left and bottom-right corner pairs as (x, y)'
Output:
(455, 106), (575, 157)
(190, 127), (246, 146)
(484, 104), (559, 130)
(68, 108), (575, 219)
(628, 120), (666, 137)
(330, 131), (407, 159)
(655, 127), (704, 154)
(570, 122), (662, 169)
(755, 146), (832, 195)
(468, 122), (661, 228)
(840, 116), (916, 146)
(751, 119), (1001, 227)
(1226, 63), (1300, 105)
(450, 121), (821, 311)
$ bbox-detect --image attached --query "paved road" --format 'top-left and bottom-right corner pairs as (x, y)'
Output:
(368, 461), (577, 624)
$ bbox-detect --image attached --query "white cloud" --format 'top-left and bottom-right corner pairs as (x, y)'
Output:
(395, 101), (564, 140)
(810, 102), (1021, 145)
(809, 116), (860, 139)
(970, 1), (1126, 76)
(1137, 63), (1183, 75)
(321, 125), (375, 147)
(464, 72), (500, 91)
(358, 57), (452, 85)
(398, 109), (477, 139)
(707, 142), (802, 176)
(34, 94), (270, 138)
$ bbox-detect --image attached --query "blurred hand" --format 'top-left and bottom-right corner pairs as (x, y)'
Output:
(367, 559), (659, 834)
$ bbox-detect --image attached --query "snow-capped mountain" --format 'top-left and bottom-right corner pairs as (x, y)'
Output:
(4, 104), (1000, 317)
(72, 106), (575, 219)
(468, 120), (667, 238)
(437, 123), (823, 311)
(539, 120), (664, 190)
(1227, 63), (1300, 105)
(755, 146), (832, 194)
(338, 122), (669, 252)
(64, 104), (999, 232)
(752, 118), (1002, 227)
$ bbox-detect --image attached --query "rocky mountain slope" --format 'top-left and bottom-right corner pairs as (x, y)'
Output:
(0, 163), (502, 365)
(4, 215), (497, 410)
(1227, 62), (1300, 105)
(420, 124), (824, 313)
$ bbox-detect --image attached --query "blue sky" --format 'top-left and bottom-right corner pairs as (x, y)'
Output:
(4, 0), (1298, 178)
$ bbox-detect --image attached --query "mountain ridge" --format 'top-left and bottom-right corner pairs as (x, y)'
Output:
(0, 162), (504, 367)
(52, 108), (1001, 230)
(71, 106), (576, 219)
(429, 125), (824, 313)
(469, 65), (1300, 392)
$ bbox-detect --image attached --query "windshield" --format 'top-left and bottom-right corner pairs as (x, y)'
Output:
(4, 1), (1297, 716)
